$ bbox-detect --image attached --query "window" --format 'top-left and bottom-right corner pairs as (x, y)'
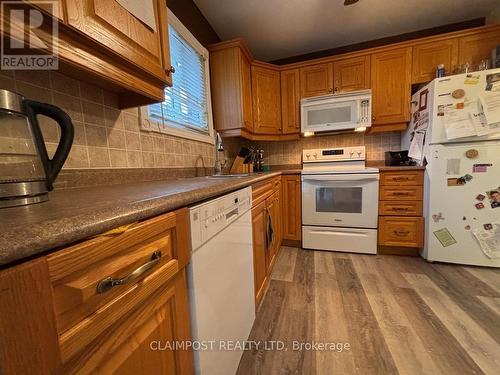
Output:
(141, 11), (214, 144)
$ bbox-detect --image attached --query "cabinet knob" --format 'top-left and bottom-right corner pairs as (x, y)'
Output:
(328, 88), (333, 93)
(334, 87), (339, 92)
(372, 115), (376, 121)
(166, 66), (176, 75)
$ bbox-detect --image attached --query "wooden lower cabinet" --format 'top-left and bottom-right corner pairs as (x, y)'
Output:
(251, 177), (283, 306)
(0, 209), (193, 375)
(378, 170), (425, 255)
(281, 175), (301, 241)
(252, 200), (268, 306)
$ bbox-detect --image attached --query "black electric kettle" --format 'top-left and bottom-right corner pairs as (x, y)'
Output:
(0, 89), (74, 208)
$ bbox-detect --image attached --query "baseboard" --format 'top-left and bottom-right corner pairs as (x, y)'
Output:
(377, 245), (420, 256)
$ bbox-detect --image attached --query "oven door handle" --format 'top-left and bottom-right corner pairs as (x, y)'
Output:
(301, 174), (379, 182)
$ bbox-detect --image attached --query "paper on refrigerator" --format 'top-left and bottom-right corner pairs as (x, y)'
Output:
(471, 110), (500, 136)
(472, 222), (500, 259)
(443, 107), (477, 139)
(408, 130), (425, 160)
(479, 91), (500, 125)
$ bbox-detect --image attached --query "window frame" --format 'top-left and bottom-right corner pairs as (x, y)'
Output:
(140, 10), (215, 145)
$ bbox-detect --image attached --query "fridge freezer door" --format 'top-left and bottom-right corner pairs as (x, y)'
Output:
(425, 142), (500, 267)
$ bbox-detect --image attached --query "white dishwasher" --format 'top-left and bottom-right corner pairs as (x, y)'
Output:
(188, 187), (255, 375)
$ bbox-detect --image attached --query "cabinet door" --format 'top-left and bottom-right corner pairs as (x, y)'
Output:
(252, 65), (282, 134)
(61, 270), (193, 375)
(281, 69), (300, 134)
(240, 52), (254, 131)
(65, 0), (170, 81)
(210, 47), (253, 132)
(300, 63), (333, 98)
(252, 201), (268, 306)
(371, 47), (412, 125)
(459, 28), (500, 66)
(333, 56), (370, 93)
(412, 39), (458, 83)
(282, 175), (301, 241)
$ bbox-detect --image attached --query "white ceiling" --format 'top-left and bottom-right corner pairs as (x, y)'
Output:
(193, 0), (499, 61)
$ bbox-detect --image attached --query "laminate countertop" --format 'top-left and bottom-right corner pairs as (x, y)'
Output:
(0, 170), (300, 268)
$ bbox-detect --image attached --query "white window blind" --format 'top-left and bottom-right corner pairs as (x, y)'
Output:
(148, 22), (210, 135)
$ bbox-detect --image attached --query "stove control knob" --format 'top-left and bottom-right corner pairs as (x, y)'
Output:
(313, 153), (318, 159)
(350, 152), (355, 158)
(306, 154), (310, 159)
(357, 152), (362, 157)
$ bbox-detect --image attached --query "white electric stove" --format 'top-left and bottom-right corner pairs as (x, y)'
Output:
(301, 146), (379, 254)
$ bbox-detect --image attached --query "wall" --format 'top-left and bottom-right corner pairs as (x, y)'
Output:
(168, 0), (220, 46)
(487, 5), (500, 24)
(222, 132), (402, 167)
(0, 69), (215, 170)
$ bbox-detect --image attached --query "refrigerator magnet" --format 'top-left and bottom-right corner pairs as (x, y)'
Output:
(437, 105), (445, 116)
(452, 89), (465, 99)
(473, 163), (492, 173)
(448, 178), (464, 186)
(433, 228), (457, 247)
(432, 212), (445, 223)
(483, 223), (493, 230)
(476, 194), (486, 201)
(487, 189), (500, 208)
(465, 149), (479, 159)
(475, 202), (485, 209)
(456, 102), (465, 109)
(465, 225), (471, 230)
(446, 158), (461, 175)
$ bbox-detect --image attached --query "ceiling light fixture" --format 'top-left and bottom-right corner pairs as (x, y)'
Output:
(344, 0), (360, 5)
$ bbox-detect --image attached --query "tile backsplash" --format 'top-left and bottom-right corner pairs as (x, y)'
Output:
(0, 70), (215, 170)
(223, 132), (402, 167)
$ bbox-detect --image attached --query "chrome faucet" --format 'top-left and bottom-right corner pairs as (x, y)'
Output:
(214, 132), (226, 174)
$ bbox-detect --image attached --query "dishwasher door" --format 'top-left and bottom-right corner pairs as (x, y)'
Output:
(188, 209), (254, 375)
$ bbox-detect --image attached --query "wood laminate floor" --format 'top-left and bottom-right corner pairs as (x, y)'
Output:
(237, 247), (500, 375)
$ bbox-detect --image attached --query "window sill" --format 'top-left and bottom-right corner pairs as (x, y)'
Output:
(141, 118), (215, 145)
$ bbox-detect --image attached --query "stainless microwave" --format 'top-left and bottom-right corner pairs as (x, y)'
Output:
(300, 89), (371, 135)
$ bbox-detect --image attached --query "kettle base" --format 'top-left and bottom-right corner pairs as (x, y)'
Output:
(0, 193), (48, 208)
(0, 181), (49, 208)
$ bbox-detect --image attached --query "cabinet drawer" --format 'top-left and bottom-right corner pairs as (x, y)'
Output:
(252, 177), (279, 207)
(380, 171), (423, 186)
(47, 209), (189, 339)
(379, 200), (423, 216)
(380, 185), (423, 200)
(378, 217), (424, 248)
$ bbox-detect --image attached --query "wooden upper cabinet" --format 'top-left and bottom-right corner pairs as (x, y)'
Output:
(412, 39), (458, 83)
(252, 64), (282, 135)
(371, 47), (412, 126)
(64, 0), (171, 81)
(280, 69), (301, 134)
(209, 41), (253, 134)
(333, 56), (370, 93)
(300, 63), (333, 98)
(458, 28), (500, 66)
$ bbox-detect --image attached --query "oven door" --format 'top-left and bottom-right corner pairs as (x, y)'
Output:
(302, 173), (379, 228)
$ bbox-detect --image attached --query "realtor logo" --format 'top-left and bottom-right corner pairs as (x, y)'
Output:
(1, 1), (58, 70)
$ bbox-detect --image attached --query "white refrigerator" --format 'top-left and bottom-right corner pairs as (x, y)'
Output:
(402, 69), (500, 267)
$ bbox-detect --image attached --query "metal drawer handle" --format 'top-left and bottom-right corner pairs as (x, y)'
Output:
(393, 230), (410, 236)
(96, 251), (162, 294)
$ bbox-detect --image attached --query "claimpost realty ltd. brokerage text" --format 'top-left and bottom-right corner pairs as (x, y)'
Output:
(150, 340), (351, 352)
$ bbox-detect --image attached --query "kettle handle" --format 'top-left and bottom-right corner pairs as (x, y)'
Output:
(23, 100), (74, 191)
